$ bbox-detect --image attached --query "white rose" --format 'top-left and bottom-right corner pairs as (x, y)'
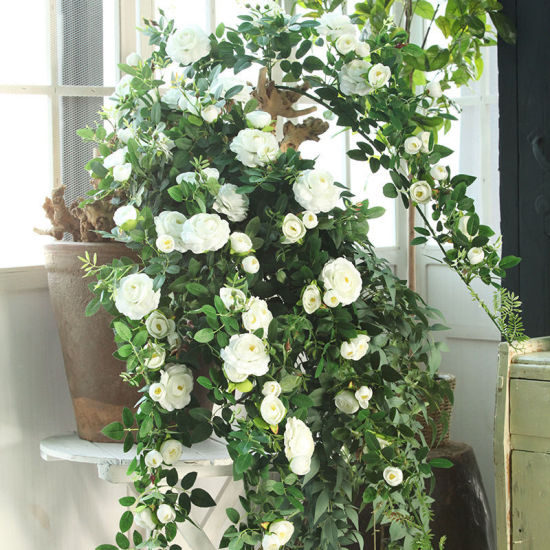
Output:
(145, 449), (163, 469)
(426, 81), (443, 99)
(246, 110), (272, 128)
(203, 167), (219, 181)
(134, 508), (156, 531)
(144, 343), (166, 370)
(220, 287), (247, 310)
(458, 215), (477, 239)
(165, 26), (211, 65)
(269, 521), (294, 545)
(114, 75), (133, 98)
(355, 386), (373, 409)
(242, 297), (273, 335)
(262, 533), (281, 550)
(125, 52), (142, 66)
(335, 390), (360, 414)
(420, 131), (432, 153)
(230, 128), (280, 167)
(103, 147), (128, 169)
(161, 87), (184, 109)
(202, 104), (221, 123)
(118, 127), (134, 144)
(180, 213), (230, 254)
(317, 13), (355, 39)
(211, 75), (253, 103)
(377, 437), (390, 449)
(156, 234), (175, 253)
(383, 466), (403, 487)
(409, 181), (432, 204)
(430, 164), (448, 181)
(262, 381), (281, 398)
(242, 256), (260, 274)
(340, 334), (370, 361)
(155, 211), (187, 252)
(149, 382), (166, 402)
(114, 273), (160, 320)
(221, 333), (270, 382)
(260, 395), (286, 425)
(113, 163), (132, 182)
(284, 417), (314, 475)
(323, 290), (340, 308)
(158, 364), (194, 411)
(355, 41), (371, 57)
(302, 211), (318, 229)
(368, 63), (391, 89)
(404, 136), (422, 155)
(213, 183), (250, 222)
(293, 169), (340, 214)
(146, 311), (174, 339)
(176, 171), (196, 185)
(302, 283), (322, 314)
(467, 247), (484, 265)
(282, 213), (306, 243)
(339, 60), (372, 96)
(157, 504), (176, 524)
(335, 33), (358, 55)
(113, 205), (138, 229)
(230, 232), (253, 254)
(160, 439), (183, 465)
(321, 257), (362, 306)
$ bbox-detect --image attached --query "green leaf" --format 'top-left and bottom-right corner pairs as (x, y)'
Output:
(429, 457), (454, 468)
(226, 507), (240, 523)
(314, 490), (329, 524)
(303, 55), (324, 72)
(119, 510), (133, 532)
(181, 471), (198, 490)
(123, 432), (134, 453)
(383, 183), (398, 198)
(85, 297), (101, 317)
(116, 532), (130, 550)
(194, 328), (214, 343)
(415, 0), (435, 19)
(101, 421), (125, 441)
(245, 216), (261, 237)
(490, 11), (516, 44)
(499, 255), (521, 269)
(410, 236), (427, 246)
(389, 519), (407, 541)
(191, 488), (216, 507)
(216, 22), (225, 38)
(234, 452), (253, 475)
(197, 376), (214, 389)
(119, 496), (136, 507)
(186, 282), (209, 296)
(122, 407), (134, 428)
(95, 546), (118, 550)
(113, 321), (132, 342)
(168, 185), (184, 202)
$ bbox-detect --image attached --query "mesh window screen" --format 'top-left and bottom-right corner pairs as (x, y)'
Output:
(57, 0), (104, 86)
(59, 96), (104, 212)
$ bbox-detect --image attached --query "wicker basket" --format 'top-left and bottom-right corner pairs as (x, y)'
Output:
(419, 373), (456, 448)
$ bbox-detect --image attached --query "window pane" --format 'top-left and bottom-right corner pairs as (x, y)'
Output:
(0, 2), (50, 85)
(0, 95), (53, 267)
(155, 0), (209, 29)
(215, 0), (243, 28)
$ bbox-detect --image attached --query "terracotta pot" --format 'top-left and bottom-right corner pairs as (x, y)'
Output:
(44, 241), (140, 442)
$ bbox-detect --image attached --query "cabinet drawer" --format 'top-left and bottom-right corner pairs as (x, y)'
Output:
(510, 379), (550, 439)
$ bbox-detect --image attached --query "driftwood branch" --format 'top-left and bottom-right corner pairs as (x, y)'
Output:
(280, 117), (330, 152)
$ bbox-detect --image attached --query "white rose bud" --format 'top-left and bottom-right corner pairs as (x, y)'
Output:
(246, 110), (272, 128)
(219, 287), (247, 310)
(113, 163), (132, 182)
(355, 386), (373, 409)
(156, 504), (176, 524)
(203, 167), (219, 181)
(146, 311), (173, 339)
(269, 520), (295, 545)
(430, 164), (448, 181)
(230, 232), (253, 254)
(289, 456), (312, 476)
(302, 283), (322, 314)
(420, 131), (432, 153)
(160, 439), (183, 465)
(202, 104), (221, 123)
(282, 213), (306, 244)
(118, 127), (134, 144)
(113, 205), (138, 230)
(335, 33), (358, 55)
(242, 256), (260, 274)
(426, 81), (443, 99)
(155, 211), (187, 252)
(335, 390), (360, 414)
(340, 334), (370, 361)
(368, 63), (391, 89)
(165, 26), (211, 65)
(114, 273), (160, 320)
(404, 136), (422, 155)
(242, 297), (273, 335)
(125, 52), (142, 66)
(262, 533), (281, 550)
(156, 234), (175, 253)
(409, 181), (432, 204)
(321, 257), (362, 306)
(260, 395), (286, 425)
(302, 211), (318, 229)
(144, 449), (163, 469)
(323, 290), (340, 308)
(103, 147), (128, 169)
(262, 381), (282, 398)
(458, 215), (478, 239)
(467, 247), (484, 265)
(317, 13), (355, 39)
(213, 183), (250, 222)
(149, 382), (166, 402)
(284, 417), (314, 475)
(143, 343), (166, 370)
(355, 41), (371, 57)
(134, 508), (156, 531)
(383, 466), (404, 487)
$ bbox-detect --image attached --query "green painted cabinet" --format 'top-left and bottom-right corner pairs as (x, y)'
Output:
(495, 337), (550, 549)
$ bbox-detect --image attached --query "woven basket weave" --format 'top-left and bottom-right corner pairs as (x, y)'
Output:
(419, 373), (456, 448)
